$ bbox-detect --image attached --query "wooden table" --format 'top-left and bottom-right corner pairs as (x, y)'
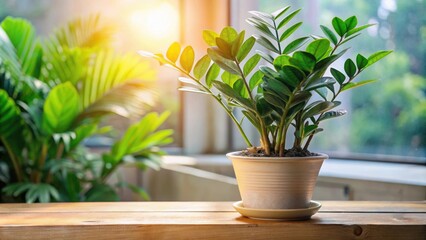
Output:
(0, 201), (425, 240)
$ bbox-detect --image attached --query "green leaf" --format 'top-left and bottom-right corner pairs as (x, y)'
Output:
(306, 39), (331, 60)
(254, 35), (279, 54)
(331, 17), (347, 37)
(356, 54), (368, 70)
(330, 68), (346, 85)
(342, 79), (376, 92)
(318, 110), (347, 121)
(220, 27), (238, 43)
(180, 46), (195, 73)
(243, 54), (261, 76)
(303, 124), (319, 138)
(246, 18), (275, 39)
(290, 51), (316, 72)
(231, 30), (245, 57)
(346, 23), (375, 37)
(264, 79), (291, 98)
(263, 90), (286, 109)
(1, 17), (42, 77)
(277, 9), (301, 30)
(42, 82), (80, 134)
(237, 36), (256, 62)
(282, 37), (309, 54)
(273, 55), (291, 70)
(233, 79), (249, 98)
(248, 11), (273, 20)
(315, 87), (328, 100)
(207, 48), (240, 75)
(249, 70), (263, 90)
(320, 25), (337, 45)
(344, 59), (356, 78)
(85, 184), (119, 202)
(366, 50), (392, 67)
(0, 90), (22, 138)
(272, 6), (291, 19)
(279, 22), (302, 42)
(302, 101), (335, 120)
(166, 42), (180, 63)
(205, 63), (220, 88)
(345, 16), (357, 31)
(203, 30), (219, 46)
(212, 80), (253, 109)
(304, 77), (335, 91)
(256, 50), (274, 64)
(221, 71), (240, 86)
(178, 86), (208, 94)
(193, 54), (211, 79)
(279, 65), (306, 86)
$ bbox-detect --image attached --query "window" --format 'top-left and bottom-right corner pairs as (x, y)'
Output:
(231, 0), (426, 164)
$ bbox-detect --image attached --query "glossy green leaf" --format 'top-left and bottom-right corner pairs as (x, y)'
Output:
(166, 42), (180, 63)
(277, 9), (301, 30)
(256, 50), (274, 64)
(237, 36), (256, 62)
(303, 124), (318, 138)
(290, 51), (316, 72)
(279, 22), (302, 42)
(346, 23), (374, 37)
(243, 54), (261, 76)
(249, 10), (273, 20)
(203, 30), (219, 46)
(193, 54), (211, 80)
(272, 6), (291, 19)
(331, 17), (347, 37)
(279, 65), (306, 86)
(320, 25), (338, 45)
(231, 30), (245, 57)
(345, 16), (357, 31)
(205, 63), (220, 88)
(304, 77), (335, 91)
(356, 54), (368, 70)
(246, 18), (275, 39)
(366, 50), (392, 67)
(282, 37), (309, 54)
(302, 101), (335, 120)
(273, 55), (291, 70)
(344, 58), (356, 78)
(315, 87), (328, 100)
(330, 68), (346, 85)
(254, 35), (279, 54)
(207, 48), (240, 75)
(318, 110), (347, 121)
(180, 46), (195, 73)
(221, 71), (240, 86)
(249, 70), (263, 90)
(42, 82), (80, 134)
(233, 79), (249, 98)
(306, 39), (330, 60)
(342, 79), (376, 92)
(220, 27), (238, 43)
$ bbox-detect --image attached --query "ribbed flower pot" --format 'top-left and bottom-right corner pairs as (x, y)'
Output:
(227, 151), (327, 209)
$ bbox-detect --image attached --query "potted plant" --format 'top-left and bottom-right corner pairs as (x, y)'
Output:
(0, 16), (173, 203)
(141, 5), (391, 219)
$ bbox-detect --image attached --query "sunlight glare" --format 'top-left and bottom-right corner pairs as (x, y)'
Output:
(130, 2), (179, 41)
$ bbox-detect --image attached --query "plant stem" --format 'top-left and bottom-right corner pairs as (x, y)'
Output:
(272, 18), (282, 53)
(1, 138), (23, 182)
(34, 143), (48, 183)
(172, 63), (254, 148)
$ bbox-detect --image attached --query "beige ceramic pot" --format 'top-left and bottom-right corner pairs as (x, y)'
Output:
(227, 151), (327, 209)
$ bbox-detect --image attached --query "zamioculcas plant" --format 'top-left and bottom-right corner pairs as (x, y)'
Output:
(141, 5), (391, 216)
(142, 7), (391, 157)
(0, 16), (172, 203)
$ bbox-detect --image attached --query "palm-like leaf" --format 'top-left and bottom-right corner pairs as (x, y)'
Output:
(0, 89), (22, 138)
(50, 14), (114, 49)
(81, 50), (155, 115)
(1, 17), (43, 78)
(78, 81), (156, 121)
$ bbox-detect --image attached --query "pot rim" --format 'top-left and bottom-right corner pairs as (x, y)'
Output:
(226, 151), (328, 161)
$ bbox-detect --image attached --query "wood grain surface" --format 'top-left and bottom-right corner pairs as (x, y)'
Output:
(0, 201), (425, 240)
